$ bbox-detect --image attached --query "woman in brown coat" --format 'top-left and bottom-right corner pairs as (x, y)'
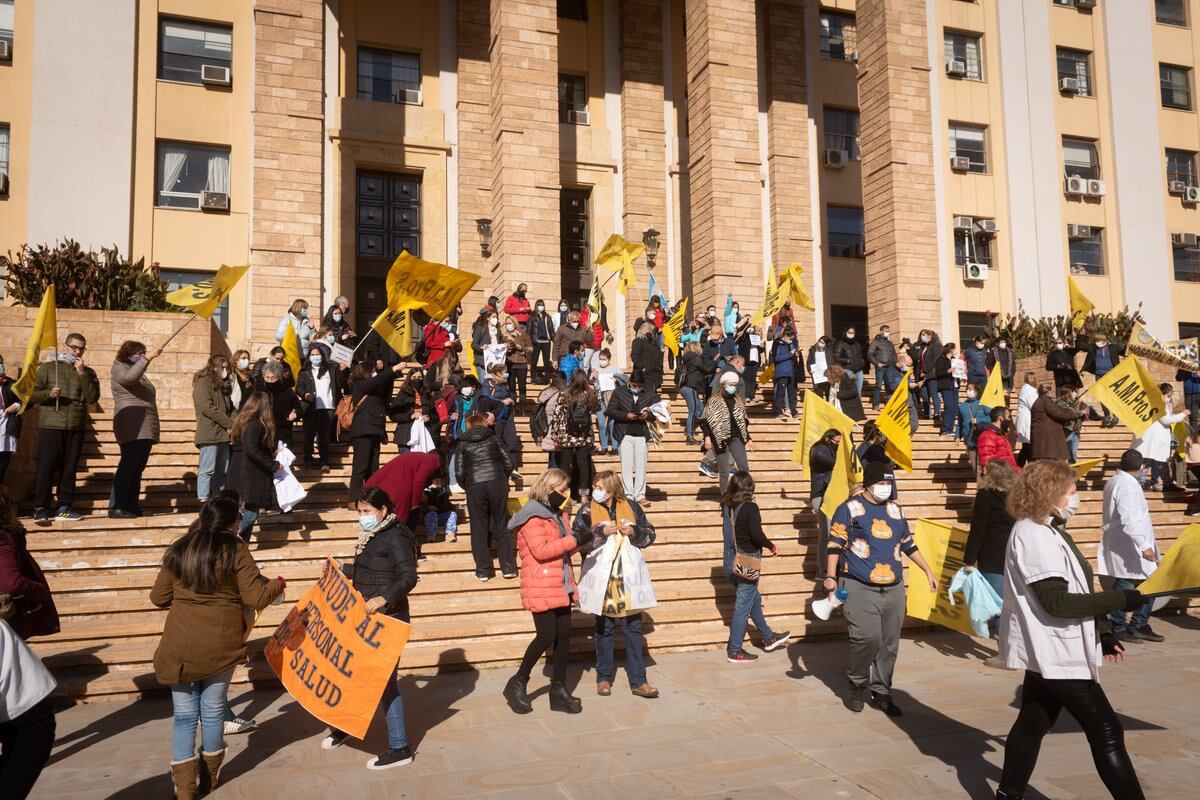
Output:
(110, 340), (162, 518)
(150, 494), (283, 798)
(503, 314), (534, 403)
(1029, 382), (1081, 461)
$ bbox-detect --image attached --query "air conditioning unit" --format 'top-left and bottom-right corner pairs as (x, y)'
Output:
(1067, 223), (1092, 239)
(1186, 187), (1200, 204)
(1074, 0), (1096, 9)
(566, 108), (590, 125)
(1064, 175), (1088, 195)
(395, 88), (422, 105)
(963, 262), (989, 281)
(1059, 77), (1080, 95)
(200, 64), (232, 87)
(200, 191), (229, 212)
(849, 50), (859, 63)
(1169, 180), (1188, 195)
(975, 218), (999, 236)
(851, 242), (867, 258)
(0, 171), (8, 196)
(946, 59), (967, 78)
(1086, 179), (1106, 197)
(824, 149), (849, 169)
(953, 215), (975, 232)
(950, 156), (971, 172)
(1172, 232), (1198, 248)
(0, 40), (10, 62)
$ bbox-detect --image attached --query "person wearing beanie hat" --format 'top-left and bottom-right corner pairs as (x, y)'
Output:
(823, 461), (938, 717)
(699, 365), (753, 492)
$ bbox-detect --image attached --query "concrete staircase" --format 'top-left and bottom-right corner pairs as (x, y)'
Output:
(19, 383), (1198, 700)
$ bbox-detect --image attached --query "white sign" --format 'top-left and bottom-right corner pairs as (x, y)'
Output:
(330, 343), (354, 367)
(598, 372), (616, 392)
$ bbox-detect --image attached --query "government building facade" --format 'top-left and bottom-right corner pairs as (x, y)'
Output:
(2, 0), (1199, 355)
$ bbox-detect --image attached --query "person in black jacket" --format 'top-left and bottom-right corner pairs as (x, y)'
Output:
(529, 301), (556, 383)
(1080, 334), (1124, 428)
(320, 486), (417, 770)
(828, 365), (865, 422)
(256, 359), (303, 450)
(630, 324), (665, 396)
(606, 369), (660, 505)
(321, 295), (357, 348)
(345, 360), (404, 505)
(916, 331), (942, 420)
(810, 429), (843, 576)
(295, 346), (343, 471)
(833, 327), (866, 399)
(963, 460), (1018, 638)
(721, 471), (790, 663)
(1045, 337), (1082, 391)
(388, 369), (428, 453)
(932, 343), (959, 436)
(455, 412), (516, 580)
(0, 356), (24, 484)
(226, 392), (279, 541)
(677, 341), (712, 444)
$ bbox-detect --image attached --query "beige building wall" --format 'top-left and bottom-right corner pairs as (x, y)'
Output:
(0, 0), (32, 263)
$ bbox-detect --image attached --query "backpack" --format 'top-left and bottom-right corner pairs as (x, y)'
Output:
(529, 400), (550, 443)
(567, 401), (592, 436)
(335, 393), (361, 439)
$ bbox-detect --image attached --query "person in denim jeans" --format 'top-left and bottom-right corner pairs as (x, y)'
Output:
(1098, 451), (1165, 644)
(590, 348), (624, 455)
(677, 341), (711, 445)
(770, 327), (802, 420)
(721, 471), (790, 663)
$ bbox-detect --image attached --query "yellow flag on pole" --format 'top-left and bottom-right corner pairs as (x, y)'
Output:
(460, 332), (476, 374)
(586, 274), (603, 315)
(662, 298), (689, 357)
(1085, 356), (1165, 437)
(785, 263), (815, 312)
(1138, 524), (1200, 596)
(752, 271), (789, 326)
(979, 364), (1005, 409)
(165, 264), (250, 320)
(1127, 321), (1200, 372)
(595, 234), (644, 298)
(792, 390), (861, 516)
(875, 373), (914, 473)
(371, 307), (415, 358)
(384, 251), (480, 320)
(1174, 420), (1190, 458)
(1071, 457), (1105, 479)
(906, 519), (975, 635)
(1068, 276), (1094, 330)
(12, 286), (58, 411)
(281, 319), (304, 382)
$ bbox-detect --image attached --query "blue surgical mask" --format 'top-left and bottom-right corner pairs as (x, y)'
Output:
(0, 364), (6, 377)
(58, 353), (76, 364)
(724, 385), (738, 396)
(332, 313), (342, 322)
(300, 309), (310, 319)
(359, 514), (381, 532)
(238, 357), (250, 369)
(309, 355), (322, 367)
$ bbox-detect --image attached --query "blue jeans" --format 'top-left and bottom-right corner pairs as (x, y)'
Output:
(1109, 577), (1152, 632)
(773, 377), (797, 415)
(197, 443), (230, 500)
(170, 667), (233, 762)
(921, 382), (942, 418)
(872, 365), (902, 408)
(1066, 431), (1080, 462)
(850, 369), (864, 397)
(424, 509), (457, 536)
(981, 571), (1004, 637)
(596, 407), (616, 450)
(939, 389), (958, 434)
(679, 387), (702, 438)
(238, 506), (260, 542)
(594, 613), (647, 687)
(722, 507), (772, 654)
(381, 677), (408, 749)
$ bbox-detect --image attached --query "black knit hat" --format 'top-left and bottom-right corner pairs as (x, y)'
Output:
(863, 461), (893, 488)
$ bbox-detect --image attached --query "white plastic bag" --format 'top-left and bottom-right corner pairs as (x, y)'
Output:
(948, 567), (1003, 638)
(577, 533), (657, 616)
(273, 444), (307, 512)
(407, 418), (436, 453)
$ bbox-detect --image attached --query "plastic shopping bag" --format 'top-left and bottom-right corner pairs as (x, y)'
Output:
(273, 444), (307, 513)
(948, 567), (1003, 638)
(407, 419), (436, 453)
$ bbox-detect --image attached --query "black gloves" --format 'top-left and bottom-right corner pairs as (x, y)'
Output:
(1100, 630), (1123, 658)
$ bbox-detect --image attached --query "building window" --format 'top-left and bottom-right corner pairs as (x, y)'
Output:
(1063, 138), (1099, 180)
(1068, 228), (1105, 276)
(954, 219), (993, 267)
(1173, 242), (1200, 282)
(948, 122), (988, 173)
(158, 18), (232, 85)
(819, 11), (857, 62)
(160, 269), (229, 334)
(1166, 149), (1198, 187)
(1161, 64), (1192, 110)
(958, 312), (993, 347)
(560, 188), (591, 305)
(0, 0), (13, 55)
(823, 107), (860, 159)
(0, 124), (8, 176)
(557, 0), (587, 21)
(1181, 322), (1200, 339)
(357, 47), (421, 104)
(1056, 48), (1092, 96)
(944, 31), (984, 81)
(558, 74), (588, 124)
(827, 206), (865, 258)
(155, 142), (230, 210)
(1157, 0), (1188, 27)
(1051, 0), (1075, 5)
(356, 172), (421, 260)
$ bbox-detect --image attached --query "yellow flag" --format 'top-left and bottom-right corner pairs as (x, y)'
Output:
(586, 274), (603, 315)
(12, 286), (58, 410)
(1071, 457), (1105, 479)
(595, 234), (644, 298)
(820, 454), (852, 520)
(1127, 321), (1200, 372)
(906, 519), (975, 635)
(1138, 524), (1200, 596)
(460, 332), (475, 374)
(979, 364), (1005, 409)
(662, 298), (689, 357)
(384, 251), (480, 320)
(793, 390), (860, 516)
(371, 307), (415, 358)
(785, 263), (815, 312)
(281, 319), (303, 382)
(758, 362), (775, 384)
(1174, 420), (1190, 458)
(165, 263), (250, 320)
(751, 271), (788, 326)
(875, 373), (913, 473)
(1085, 356), (1165, 436)
(1067, 276), (1094, 330)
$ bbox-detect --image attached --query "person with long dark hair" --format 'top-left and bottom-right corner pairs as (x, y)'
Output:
(319, 487), (418, 769)
(551, 370), (599, 502)
(388, 368), (428, 454)
(995, 460), (1147, 799)
(296, 344), (341, 471)
(150, 494), (284, 798)
(255, 359), (302, 451)
(192, 355), (235, 502)
(721, 471), (789, 663)
(226, 392), (278, 541)
(109, 340), (163, 517)
(455, 412), (515, 581)
(345, 359), (403, 505)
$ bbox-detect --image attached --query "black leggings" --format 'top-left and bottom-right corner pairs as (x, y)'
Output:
(510, 365), (528, 400)
(517, 606), (572, 684)
(999, 670), (1144, 799)
(559, 446), (593, 502)
(0, 697), (56, 800)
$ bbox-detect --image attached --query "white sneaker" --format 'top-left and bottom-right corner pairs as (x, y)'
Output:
(321, 730), (350, 750)
(223, 717), (256, 735)
(449, 483), (464, 495)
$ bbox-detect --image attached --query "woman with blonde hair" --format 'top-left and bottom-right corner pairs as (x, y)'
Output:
(275, 298), (314, 355)
(573, 469), (658, 698)
(503, 468), (594, 715)
(225, 392), (278, 541)
(995, 460), (1147, 799)
(502, 313), (533, 403)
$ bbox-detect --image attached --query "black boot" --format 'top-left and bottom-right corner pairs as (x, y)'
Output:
(995, 787), (1024, 799)
(548, 681), (582, 714)
(844, 680), (866, 713)
(503, 674), (533, 714)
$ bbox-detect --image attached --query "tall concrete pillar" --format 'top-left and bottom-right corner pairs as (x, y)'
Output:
(457, 0), (492, 310)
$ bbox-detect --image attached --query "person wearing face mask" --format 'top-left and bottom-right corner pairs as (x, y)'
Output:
(484, 363), (523, 480)
(896, 351), (919, 434)
(529, 300), (556, 382)
(192, 356), (236, 502)
(995, 460), (1148, 800)
(963, 460), (1019, 638)
(1132, 382), (1190, 493)
(824, 462), (938, 716)
(1030, 382), (1082, 462)
(702, 325), (736, 375)
(0, 355), (23, 485)
(630, 322), (665, 396)
(833, 326), (866, 398)
(296, 346), (341, 471)
(274, 298), (314, 355)
(322, 295), (357, 346)
(700, 371), (753, 493)
(605, 369), (659, 505)
(676, 341), (712, 445)
(1056, 386), (1086, 463)
(228, 350), (253, 410)
(254, 360), (303, 451)
(1082, 333), (1124, 428)
(555, 299), (572, 328)
(550, 370), (600, 502)
(225, 392), (281, 541)
(552, 312), (587, 375)
(109, 340), (164, 518)
(502, 283), (532, 329)
(590, 348), (625, 454)
(930, 343), (960, 437)
(916, 330), (943, 421)
(1098, 450), (1163, 645)
(345, 359), (405, 505)
(573, 469), (659, 697)
(987, 336), (1016, 394)
(419, 316), (459, 370)
(955, 382), (990, 450)
(1045, 337), (1082, 391)
(771, 325), (802, 420)
(809, 429), (843, 577)
(964, 336), (990, 387)
(387, 369), (429, 455)
(867, 325), (899, 411)
(501, 314), (533, 402)
(807, 336), (832, 400)
(977, 407), (1019, 473)
(319, 487), (417, 770)
(503, 468), (593, 715)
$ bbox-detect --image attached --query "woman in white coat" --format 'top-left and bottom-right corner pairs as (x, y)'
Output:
(995, 460), (1148, 800)
(275, 298), (315, 357)
(1131, 382), (1190, 491)
(1014, 372), (1038, 467)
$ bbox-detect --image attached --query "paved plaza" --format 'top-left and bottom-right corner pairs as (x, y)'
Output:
(31, 618), (1200, 800)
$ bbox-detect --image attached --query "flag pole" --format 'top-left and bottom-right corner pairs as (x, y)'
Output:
(159, 312), (198, 351)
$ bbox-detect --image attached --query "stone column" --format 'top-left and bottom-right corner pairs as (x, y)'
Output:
(250, 0), (325, 347)
(683, 0), (764, 312)
(457, 0), (492, 310)
(761, 0), (815, 344)
(856, 0), (942, 335)
(488, 0), (561, 303)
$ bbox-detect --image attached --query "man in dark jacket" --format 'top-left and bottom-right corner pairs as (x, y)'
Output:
(833, 327), (866, 400)
(605, 369), (660, 504)
(29, 333), (100, 522)
(630, 324), (665, 396)
(986, 336), (1016, 391)
(963, 336), (990, 387)
(1045, 338), (1082, 392)
(1178, 366), (1200, 433)
(529, 301), (556, 382)
(1081, 333), (1124, 427)
(867, 325), (899, 410)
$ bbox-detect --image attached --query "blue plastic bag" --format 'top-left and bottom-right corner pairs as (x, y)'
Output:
(948, 567), (1003, 638)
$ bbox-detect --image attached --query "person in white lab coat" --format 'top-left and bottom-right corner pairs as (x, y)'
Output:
(1131, 382), (1190, 492)
(1098, 450), (1163, 644)
(1014, 372), (1039, 467)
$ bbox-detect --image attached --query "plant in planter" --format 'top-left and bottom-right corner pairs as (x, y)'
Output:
(991, 301), (1142, 359)
(1, 240), (172, 311)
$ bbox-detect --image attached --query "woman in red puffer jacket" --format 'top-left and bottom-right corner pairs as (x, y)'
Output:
(502, 468), (595, 717)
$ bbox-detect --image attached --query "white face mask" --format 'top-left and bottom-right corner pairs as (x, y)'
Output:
(506, 323), (516, 331)
(220, 368), (229, 379)
(881, 331), (890, 339)
(846, 333), (856, 340)
(598, 359), (609, 367)
(966, 391), (977, 399)
(569, 322), (579, 329)
(591, 487), (608, 504)
(560, 305), (569, 312)
(998, 342), (1007, 349)
(1055, 493), (1080, 520)
(871, 483), (892, 502)
(461, 387), (476, 397)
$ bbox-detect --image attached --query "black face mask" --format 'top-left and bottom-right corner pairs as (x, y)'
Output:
(1000, 420), (1012, 432)
(548, 491), (569, 511)
(516, 290), (526, 298)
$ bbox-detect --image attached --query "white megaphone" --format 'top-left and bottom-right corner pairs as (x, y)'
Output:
(812, 588), (848, 621)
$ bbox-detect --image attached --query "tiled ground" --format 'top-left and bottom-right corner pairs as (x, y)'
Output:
(31, 617), (1200, 799)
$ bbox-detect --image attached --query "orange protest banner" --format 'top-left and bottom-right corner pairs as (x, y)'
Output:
(264, 558), (412, 739)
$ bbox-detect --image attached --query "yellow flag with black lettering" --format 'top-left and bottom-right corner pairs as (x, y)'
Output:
(281, 319), (303, 382)
(166, 263), (250, 320)
(979, 364), (1005, 409)
(371, 307), (415, 358)
(662, 298), (689, 357)
(752, 271), (788, 326)
(1068, 276), (1094, 330)
(875, 373), (913, 473)
(12, 286), (58, 410)
(384, 251), (480, 320)
(1085, 356), (1164, 437)
(785, 263), (815, 312)
(595, 234), (644, 297)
